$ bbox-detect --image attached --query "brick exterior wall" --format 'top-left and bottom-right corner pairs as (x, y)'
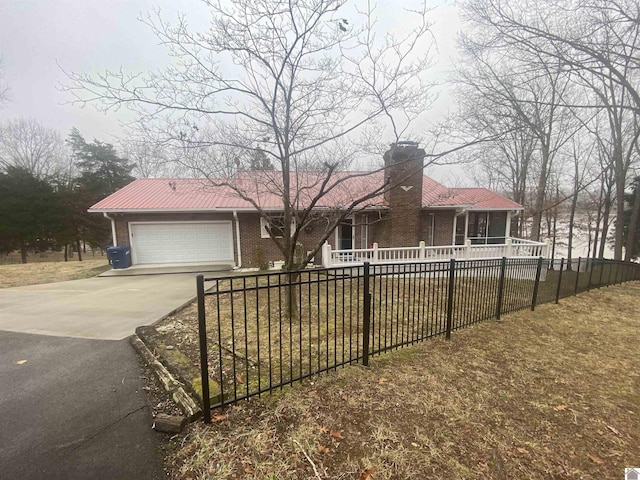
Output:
(112, 211), (378, 268)
(237, 212), (330, 267)
(369, 210), (455, 247)
(108, 203), (456, 267)
(383, 144), (425, 247)
(422, 210), (455, 245)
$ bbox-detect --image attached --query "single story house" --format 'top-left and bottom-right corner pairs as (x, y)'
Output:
(89, 143), (524, 268)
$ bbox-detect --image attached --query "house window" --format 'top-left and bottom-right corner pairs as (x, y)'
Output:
(260, 215), (296, 239)
(336, 217), (354, 250)
(467, 212), (507, 244)
(467, 212), (488, 244)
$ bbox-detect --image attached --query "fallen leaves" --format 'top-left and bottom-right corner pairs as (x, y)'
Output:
(212, 413), (228, 422)
(378, 377), (387, 384)
(554, 404), (567, 411)
(317, 444), (330, 454)
(588, 453), (605, 465)
(16, 360), (27, 365)
(359, 467), (376, 480)
(330, 429), (344, 440)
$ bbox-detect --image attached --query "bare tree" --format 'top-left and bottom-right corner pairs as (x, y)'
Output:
(0, 58), (10, 107)
(119, 138), (187, 178)
(63, 0), (444, 271)
(565, 136), (597, 267)
(455, 21), (578, 241)
(0, 118), (68, 179)
(461, 0), (640, 259)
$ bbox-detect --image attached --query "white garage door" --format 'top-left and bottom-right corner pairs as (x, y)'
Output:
(130, 222), (234, 265)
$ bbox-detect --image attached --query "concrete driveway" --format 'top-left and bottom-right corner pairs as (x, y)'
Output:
(0, 274), (199, 340)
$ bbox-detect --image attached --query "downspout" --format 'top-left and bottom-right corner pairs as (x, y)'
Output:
(103, 213), (117, 246)
(233, 210), (242, 269)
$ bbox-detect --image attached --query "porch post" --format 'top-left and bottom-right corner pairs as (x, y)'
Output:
(505, 211), (512, 240)
(322, 242), (332, 268)
(465, 239), (472, 259)
(452, 214), (458, 245)
(464, 211), (469, 242)
(372, 242), (379, 263)
(419, 241), (426, 261)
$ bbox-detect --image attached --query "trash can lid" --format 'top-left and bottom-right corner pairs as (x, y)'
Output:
(107, 246), (130, 253)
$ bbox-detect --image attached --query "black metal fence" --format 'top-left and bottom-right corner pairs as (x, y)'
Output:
(197, 257), (640, 422)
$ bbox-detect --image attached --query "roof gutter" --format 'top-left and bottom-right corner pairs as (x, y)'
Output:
(233, 210), (242, 269)
(103, 212), (117, 246)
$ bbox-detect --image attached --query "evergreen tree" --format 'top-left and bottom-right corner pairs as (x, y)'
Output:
(66, 129), (136, 249)
(0, 166), (62, 263)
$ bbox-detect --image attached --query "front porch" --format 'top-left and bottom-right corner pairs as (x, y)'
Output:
(321, 237), (549, 268)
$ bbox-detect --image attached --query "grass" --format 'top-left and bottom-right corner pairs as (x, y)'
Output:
(157, 261), (610, 405)
(0, 258), (110, 288)
(165, 281), (640, 479)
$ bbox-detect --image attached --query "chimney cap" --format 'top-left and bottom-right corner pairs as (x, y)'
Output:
(390, 140), (420, 148)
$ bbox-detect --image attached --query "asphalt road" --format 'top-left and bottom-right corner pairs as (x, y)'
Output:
(0, 331), (165, 480)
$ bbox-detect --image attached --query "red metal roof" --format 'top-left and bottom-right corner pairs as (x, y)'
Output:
(447, 188), (523, 210)
(89, 174), (522, 212)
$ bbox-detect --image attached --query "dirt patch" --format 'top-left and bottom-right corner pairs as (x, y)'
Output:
(163, 282), (640, 479)
(0, 258), (110, 288)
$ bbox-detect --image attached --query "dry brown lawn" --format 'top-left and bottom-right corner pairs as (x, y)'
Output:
(165, 282), (640, 479)
(0, 258), (110, 288)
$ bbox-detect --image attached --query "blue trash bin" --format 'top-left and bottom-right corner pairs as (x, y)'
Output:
(107, 246), (131, 269)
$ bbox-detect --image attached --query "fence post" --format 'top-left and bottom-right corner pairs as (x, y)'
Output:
(197, 274), (211, 424)
(419, 241), (426, 261)
(495, 257), (507, 320)
(372, 243), (379, 263)
(505, 238), (513, 257)
(531, 257), (543, 311)
(465, 239), (472, 259)
(574, 257), (581, 295)
(362, 262), (372, 367)
(446, 258), (456, 340)
(555, 257), (564, 304)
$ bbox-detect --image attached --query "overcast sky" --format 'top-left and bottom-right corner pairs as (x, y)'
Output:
(0, 0), (464, 181)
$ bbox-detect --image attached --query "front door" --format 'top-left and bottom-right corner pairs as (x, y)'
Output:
(337, 218), (354, 250)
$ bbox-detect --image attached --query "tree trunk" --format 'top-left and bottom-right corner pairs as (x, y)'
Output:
(592, 187), (603, 260)
(567, 185), (578, 270)
(76, 239), (83, 262)
(64, 244), (68, 262)
(20, 238), (27, 264)
(531, 144), (550, 241)
(613, 157), (626, 260)
(598, 200), (612, 259)
(285, 270), (300, 322)
(624, 178), (640, 261)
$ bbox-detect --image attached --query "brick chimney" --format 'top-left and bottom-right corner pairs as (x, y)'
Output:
(383, 141), (425, 246)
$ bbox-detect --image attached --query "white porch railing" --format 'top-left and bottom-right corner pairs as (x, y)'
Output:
(322, 237), (550, 268)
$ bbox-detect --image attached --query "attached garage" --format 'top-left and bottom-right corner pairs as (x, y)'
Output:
(129, 221), (234, 265)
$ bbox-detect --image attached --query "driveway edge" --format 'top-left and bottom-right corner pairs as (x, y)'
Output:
(129, 334), (202, 421)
